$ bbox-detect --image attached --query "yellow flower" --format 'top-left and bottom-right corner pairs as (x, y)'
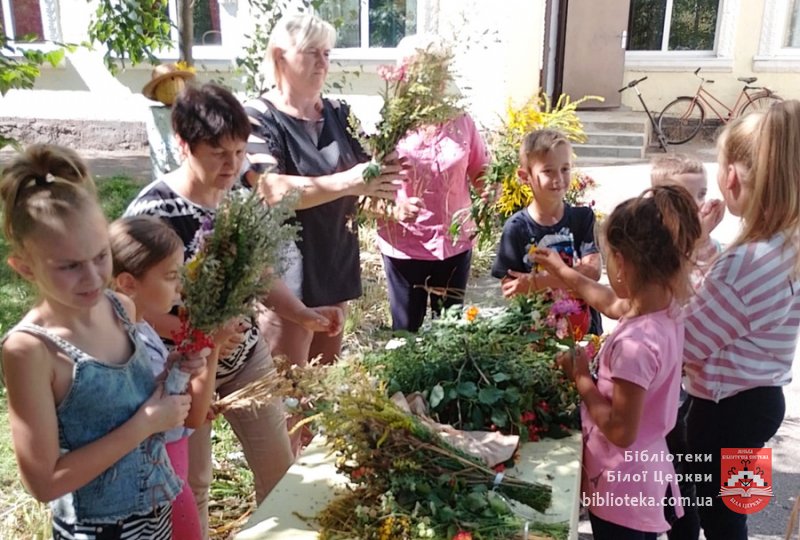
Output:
(497, 177), (533, 216)
(175, 60), (197, 74)
(185, 255), (202, 281)
(527, 243), (538, 258)
(465, 305), (479, 322)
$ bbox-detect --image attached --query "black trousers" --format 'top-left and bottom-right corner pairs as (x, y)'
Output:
(382, 250), (472, 332)
(665, 394), (701, 540)
(589, 511), (658, 540)
(685, 386), (785, 540)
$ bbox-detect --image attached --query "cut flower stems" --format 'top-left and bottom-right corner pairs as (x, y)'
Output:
(288, 362), (568, 540)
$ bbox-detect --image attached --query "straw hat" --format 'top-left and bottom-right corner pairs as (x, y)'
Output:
(142, 63), (196, 105)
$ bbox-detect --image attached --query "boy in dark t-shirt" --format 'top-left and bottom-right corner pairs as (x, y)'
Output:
(492, 129), (603, 335)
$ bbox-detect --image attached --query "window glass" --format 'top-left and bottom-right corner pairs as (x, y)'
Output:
(786, 0), (800, 47)
(668, 0), (718, 50)
(318, 0), (416, 48)
(318, 0), (360, 47)
(10, 0), (44, 41)
(369, 0), (416, 48)
(193, 0), (222, 45)
(627, 0), (667, 51)
(627, 0), (718, 51)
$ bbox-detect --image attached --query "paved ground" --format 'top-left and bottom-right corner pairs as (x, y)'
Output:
(6, 144), (797, 539)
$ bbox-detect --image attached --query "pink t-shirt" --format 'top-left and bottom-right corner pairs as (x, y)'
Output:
(582, 308), (684, 532)
(376, 113), (489, 260)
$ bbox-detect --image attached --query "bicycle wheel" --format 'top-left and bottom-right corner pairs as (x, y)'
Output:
(740, 93), (783, 115)
(658, 97), (705, 145)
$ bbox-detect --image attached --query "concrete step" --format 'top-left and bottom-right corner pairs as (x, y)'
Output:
(583, 131), (646, 147)
(575, 155), (648, 166)
(573, 143), (645, 159)
(581, 119), (649, 133)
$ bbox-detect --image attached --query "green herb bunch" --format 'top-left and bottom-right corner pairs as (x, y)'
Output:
(181, 190), (298, 335)
(293, 364), (566, 540)
(362, 295), (581, 441)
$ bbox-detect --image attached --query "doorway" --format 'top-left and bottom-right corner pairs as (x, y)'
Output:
(545, 0), (632, 109)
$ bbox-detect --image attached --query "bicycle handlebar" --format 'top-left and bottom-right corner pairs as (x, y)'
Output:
(619, 76), (648, 93)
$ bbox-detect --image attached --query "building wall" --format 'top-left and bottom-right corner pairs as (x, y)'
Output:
(6, 0), (546, 131)
(621, 0), (796, 114)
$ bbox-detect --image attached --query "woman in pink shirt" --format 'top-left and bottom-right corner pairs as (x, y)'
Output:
(533, 185), (702, 539)
(377, 35), (489, 331)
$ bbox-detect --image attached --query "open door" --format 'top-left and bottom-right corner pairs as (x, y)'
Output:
(559, 0), (630, 108)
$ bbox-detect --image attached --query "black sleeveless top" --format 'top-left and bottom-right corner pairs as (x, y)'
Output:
(244, 97), (369, 306)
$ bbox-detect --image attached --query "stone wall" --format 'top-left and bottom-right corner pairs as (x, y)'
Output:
(0, 117), (147, 151)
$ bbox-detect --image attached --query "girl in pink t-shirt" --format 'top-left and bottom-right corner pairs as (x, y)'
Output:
(533, 185), (702, 538)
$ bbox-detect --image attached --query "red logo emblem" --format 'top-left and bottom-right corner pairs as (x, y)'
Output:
(720, 448), (773, 514)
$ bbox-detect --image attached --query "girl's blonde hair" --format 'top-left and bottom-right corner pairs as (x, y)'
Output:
(265, 13), (336, 90)
(0, 144), (98, 252)
(731, 100), (800, 250)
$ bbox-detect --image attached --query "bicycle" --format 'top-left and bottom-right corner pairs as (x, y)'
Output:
(618, 76), (669, 152)
(658, 68), (782, 145)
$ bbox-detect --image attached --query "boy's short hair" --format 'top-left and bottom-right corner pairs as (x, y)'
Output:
(519, 129), (571, 169)
(172, 83), (250, 151)
(650, 154), (706, 186)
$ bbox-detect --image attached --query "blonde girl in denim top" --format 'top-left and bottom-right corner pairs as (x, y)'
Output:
(0, 145), (188, 539)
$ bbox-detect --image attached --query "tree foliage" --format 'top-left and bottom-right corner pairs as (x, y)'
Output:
(87, 0), (174, 73)
(0, 29), (72, 149)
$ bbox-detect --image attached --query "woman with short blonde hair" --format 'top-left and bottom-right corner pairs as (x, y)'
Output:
(243, 13), (403, 368)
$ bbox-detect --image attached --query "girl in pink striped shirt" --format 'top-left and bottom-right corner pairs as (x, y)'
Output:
(682, 101), (800, 540)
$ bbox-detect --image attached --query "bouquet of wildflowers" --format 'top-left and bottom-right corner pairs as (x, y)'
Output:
(351, 47), (464, 182)
(165, 190), (298, 394)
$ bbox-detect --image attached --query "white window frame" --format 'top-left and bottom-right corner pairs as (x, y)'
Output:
(327, 0), (427, 62)
(625, 0), (737, 72)
(754, 0), (800, 71)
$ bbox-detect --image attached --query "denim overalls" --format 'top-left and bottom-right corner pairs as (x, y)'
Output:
(5, 291), (182, 524)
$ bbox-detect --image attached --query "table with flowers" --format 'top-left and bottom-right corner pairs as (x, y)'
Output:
(235, 433), (582, 540)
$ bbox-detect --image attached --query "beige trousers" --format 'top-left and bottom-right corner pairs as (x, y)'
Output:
(187, 337), (294, 539)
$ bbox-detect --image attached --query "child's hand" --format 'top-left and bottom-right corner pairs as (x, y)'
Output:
(138, 384), (192, 434)
(501, 271), (533, 298)
(531, 247), (568, 276)
(298, 306), (344, 336)
(556, 347), (591, 382)
(174, 349), (212, 376)
(699, 199), (725, 239)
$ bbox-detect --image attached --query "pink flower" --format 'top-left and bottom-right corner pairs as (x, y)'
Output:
(550, 298), (583, 317)
(556, 317), (569, 339)
(377, 64), (407, 82)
